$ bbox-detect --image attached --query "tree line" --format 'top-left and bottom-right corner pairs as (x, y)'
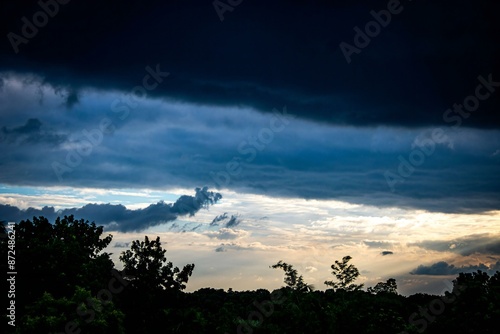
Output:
(1, 216), (499, 333)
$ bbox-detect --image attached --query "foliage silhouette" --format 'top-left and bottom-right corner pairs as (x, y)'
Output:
(324, 255), (364, 291)
(119, 235), (194, 291)
(2, 216), (119, 333)
(271, 260), (314, 292)
(368, 278), (398, 294)
(2, 216), (500, 333)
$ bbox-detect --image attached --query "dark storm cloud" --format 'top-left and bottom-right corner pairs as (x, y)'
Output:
(0, 0), (499, 215)
(411, 235), (500, 256)
(1, 0), (499, 128)
(0, 100), (498, 213)
(171, 187), (222, 215)
(0, 118), (67, 145)
(0, 187), (222, 232)
(410, 261), (500, 276)
(381, 251), (394, 256)
(63, 89), (79, 109)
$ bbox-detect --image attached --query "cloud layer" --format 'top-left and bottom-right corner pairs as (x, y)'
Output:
(1, 0), (499, 128)
(410, 261), (500, 276)
(412, 235), (500, 256)
(0, 187), (221, 232)
(0, 74), (499, 213)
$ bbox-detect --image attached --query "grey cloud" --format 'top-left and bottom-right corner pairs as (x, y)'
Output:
(410, 261), (500, 276)
(190, 224), (202, 232)
(171, 187), (222, 216)
(411, 235), (500, 256)
(225, 215), (241, 228)
(381, 251), (394, 256)
(214, 242), (266, 252)
(0, 187), (222, 232)
(205, 228), (247, 240)
(0, 118), (67, 145)
(210, 212), (228, 226)
(215, 246), (226, 253)
(215, 243), (246, 252)
(364, 241), (393, 249)
(114, 242), (130, 248)
(0, 78), (499, 214)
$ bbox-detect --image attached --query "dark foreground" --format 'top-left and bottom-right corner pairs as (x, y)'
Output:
(2, 216), (499, 333)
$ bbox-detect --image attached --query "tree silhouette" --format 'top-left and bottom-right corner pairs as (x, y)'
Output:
(117, 236), (195, 332)
(324, 255), (363, 291)
(271, 260), (314, 292)
(119, 236), (194, 291)
(3, 215), (499, 333)
(6, 215), (119, 332)
(368, 278), (398, 294)
(14, 216), (114, 301)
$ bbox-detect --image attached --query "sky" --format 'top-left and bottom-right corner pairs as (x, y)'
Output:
(1, 0), (499, 295)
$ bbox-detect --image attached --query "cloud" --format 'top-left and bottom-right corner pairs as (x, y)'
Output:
(215, 246), (226, 253)
(381, 251), (394, 256)
(305, 266), (318, 273)
(410, 261), (500, 276)
(0, 74), (499, 214)
(205, 228), (248, 240)
(210, 212), (228, 226)
(411, 235), (500, 256)
(364, 241), (393, 249)
(63, 89), (79, 109)
(0, 118), (67, 145)
(114, 242), (130, 248)
(1, 1), (498, 129)
(225, 215), (241, 228)
(0, 187), (222, 232)
(213, 242), (268, 252)
(412, 129), (454, 150)
(170, 187), (222, 216)
(0, 64), (499, 215)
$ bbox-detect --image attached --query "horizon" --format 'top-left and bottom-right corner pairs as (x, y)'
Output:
(1, 0), (499, 298)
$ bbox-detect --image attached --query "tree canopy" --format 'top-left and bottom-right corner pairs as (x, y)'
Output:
(271, 260), (314, 292)
(368, 278), (398, 294)
(324, 255), (364, 291)
(119, 235), (194, 291)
